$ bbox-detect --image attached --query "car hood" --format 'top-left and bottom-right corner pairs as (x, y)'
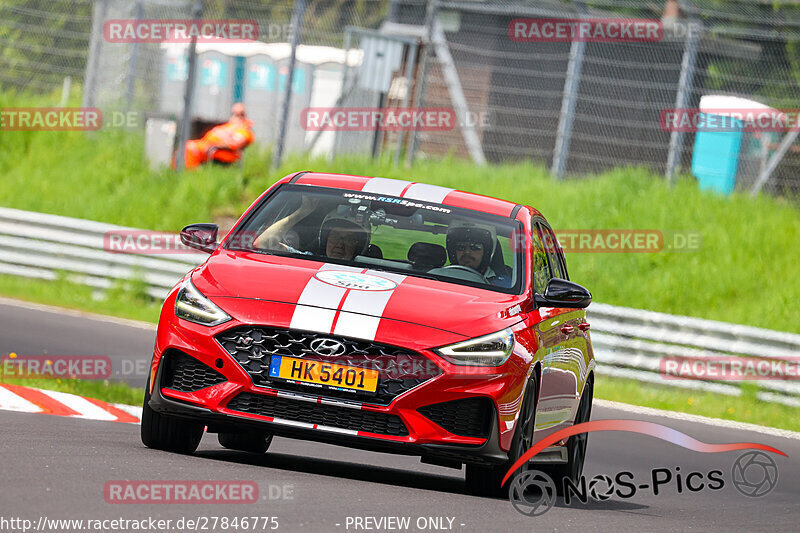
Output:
(191, 250), (525, 337)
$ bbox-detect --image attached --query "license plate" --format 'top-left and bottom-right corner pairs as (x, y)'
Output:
(268, 355), (379, 393)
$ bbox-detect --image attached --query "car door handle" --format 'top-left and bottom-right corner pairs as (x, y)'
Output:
(560, 325), (574, 334)
(578, 322), (590, 331)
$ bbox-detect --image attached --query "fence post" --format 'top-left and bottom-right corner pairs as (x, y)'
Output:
(394, 41), (418, 165)
(550, 37), (585, 180)
(750, 129), (800, 196)
(330, 29), (354, 162)
(665, 22), (701, 185)
(60, 76), (72, 107)
(272, 0), (308, 170)
(550, 1), (590, 180)
(81, 0), (108, 110)
(431, 21), (486, 165)
(176, 0), (203, 172)
(125, 0), (145, 110)
(405, 0), (439, 167)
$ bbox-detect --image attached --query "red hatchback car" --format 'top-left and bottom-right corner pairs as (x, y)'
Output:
(142, 171), (595, 497)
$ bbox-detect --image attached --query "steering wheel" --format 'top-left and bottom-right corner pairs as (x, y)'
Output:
(440, 264), (488, 283)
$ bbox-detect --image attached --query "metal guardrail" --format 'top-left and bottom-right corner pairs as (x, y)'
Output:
(0, 207), (201, 300)
(589, 303), (800, 407)
(1, 207), (799, 406)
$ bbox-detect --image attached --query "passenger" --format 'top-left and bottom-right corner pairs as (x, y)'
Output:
(445, 221), (513, 287)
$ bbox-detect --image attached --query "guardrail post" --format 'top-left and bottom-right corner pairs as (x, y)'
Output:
(665, 22), (701, 185)
(272, 0), (308, 170)
(550, 2), (588, 180)
(406, 0), (439, 167)
(81, 0), (108, 110)
(176, 0), (203, 172)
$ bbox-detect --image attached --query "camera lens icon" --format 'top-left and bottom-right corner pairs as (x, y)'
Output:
(731, 451), (778, 498)
(508, 470), (557, 516)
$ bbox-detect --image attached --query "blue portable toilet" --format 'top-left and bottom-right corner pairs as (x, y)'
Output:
(691, 95), (782, 195)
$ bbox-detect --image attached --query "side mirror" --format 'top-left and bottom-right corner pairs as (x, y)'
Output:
(534, 278), (592, 309)
(180, 223), (219, 253)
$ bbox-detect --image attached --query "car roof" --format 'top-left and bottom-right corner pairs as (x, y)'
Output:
(286, 172), (539, 219)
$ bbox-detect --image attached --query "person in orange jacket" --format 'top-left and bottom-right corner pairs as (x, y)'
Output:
(183, 103), (255, 169)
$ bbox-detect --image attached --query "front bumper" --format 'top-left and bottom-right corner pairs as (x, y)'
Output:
(149, 370), (507, 465)
(149, 303), (530, 465)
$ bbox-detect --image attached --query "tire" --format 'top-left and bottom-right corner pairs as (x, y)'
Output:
(465, 374), (539, 498)
(218, 431), (273, 453)
(539, 376), (593, 494)
(140, 379), (204, 454)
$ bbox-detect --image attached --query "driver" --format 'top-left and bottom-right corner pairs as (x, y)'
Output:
(254, 199), (370, 261)
(318, 211), (370, 260)
(446, 221), (512, 287)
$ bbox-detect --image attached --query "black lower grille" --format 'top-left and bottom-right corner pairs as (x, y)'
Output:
(226, 392), (409, 436)
(418, 398), (493, 438)
(162, 351), (226, 392)
(215, 327), (440, 405)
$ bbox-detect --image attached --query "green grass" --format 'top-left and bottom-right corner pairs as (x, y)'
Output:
(0, 376), (144, 406)
(0, 274), (153, 406)
(0, 274), (162, 323)
(595, 375), (800, 433)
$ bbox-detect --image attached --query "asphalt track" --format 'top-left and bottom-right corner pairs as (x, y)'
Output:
(1, 299), (797, 533)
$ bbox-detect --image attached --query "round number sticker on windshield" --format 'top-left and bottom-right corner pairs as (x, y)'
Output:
(314, 271), (398, 291)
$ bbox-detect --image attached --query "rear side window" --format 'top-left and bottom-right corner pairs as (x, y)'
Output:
(531, 222), (550, 293)
(539, 223), (567, 280)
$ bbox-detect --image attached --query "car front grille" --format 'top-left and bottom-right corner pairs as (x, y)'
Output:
(417, 398), (493, 438)
(215, 327), (440, 405)
(226, 392), (409, 436)
(162, 351), (227, 392)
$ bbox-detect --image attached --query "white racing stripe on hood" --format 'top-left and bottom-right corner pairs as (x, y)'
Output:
(333, 271), (406, 340)
(402, 183), (454, 203)
(290, 264), (406, 341)
(289, 264), (357, 333)
(362, 177), (412, 196)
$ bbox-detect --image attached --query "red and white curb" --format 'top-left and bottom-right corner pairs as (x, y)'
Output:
(0, 384), (141, 423)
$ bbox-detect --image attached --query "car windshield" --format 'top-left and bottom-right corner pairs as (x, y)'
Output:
(226, 185), (525, 294)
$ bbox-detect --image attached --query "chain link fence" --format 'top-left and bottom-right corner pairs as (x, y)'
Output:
(0, 0), (92, 96)
(395, 0), (800, 198)
(78, 0), (384, 161)
(2, 0), (800, 198)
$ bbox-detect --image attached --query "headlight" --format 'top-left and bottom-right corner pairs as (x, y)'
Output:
(434, 328), (514, 366)
(174, 279), (231, 326)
